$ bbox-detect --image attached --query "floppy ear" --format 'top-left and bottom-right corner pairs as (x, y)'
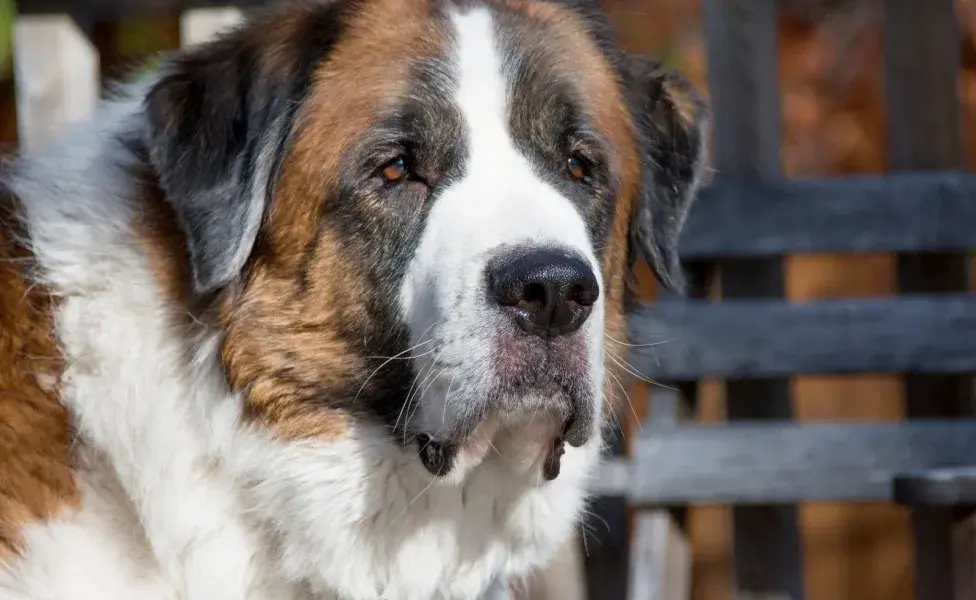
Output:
(143, 5), (342, 296)
(623, 55), (709, 294)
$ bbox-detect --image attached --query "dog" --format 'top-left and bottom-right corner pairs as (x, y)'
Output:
(0, 1), (707, 598)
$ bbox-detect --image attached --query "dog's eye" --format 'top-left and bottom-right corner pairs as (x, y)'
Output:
(566, 155), (587, 181)
(381, 157), (410, 183)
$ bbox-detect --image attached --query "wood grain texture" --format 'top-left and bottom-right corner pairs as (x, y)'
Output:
(592, 420), (976, 503)
(681, 173), (976, 258)
(628, 295), (976, 379)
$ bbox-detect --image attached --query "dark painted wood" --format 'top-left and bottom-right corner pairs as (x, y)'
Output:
(597, 420), (976, 503)
(702, 1), (804, 598)
(894, 467), (976, 506)
(884, 1), (974, 599)
(582, 418), (629, 600)
(952, 513), (976, 600)
(681, 173), (976, 259)
(627, 295), (976, 379)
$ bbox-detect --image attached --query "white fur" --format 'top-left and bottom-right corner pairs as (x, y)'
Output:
(0, 7), (603, 600)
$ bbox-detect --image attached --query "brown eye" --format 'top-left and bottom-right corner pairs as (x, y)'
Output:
(382, 157), (409, 183)
(567, 156), (586, 181)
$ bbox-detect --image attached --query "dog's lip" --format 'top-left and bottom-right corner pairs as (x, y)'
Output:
(561, 415), (590, 448)
(542, 436), (566, 481)
(417, 433), (457, 477)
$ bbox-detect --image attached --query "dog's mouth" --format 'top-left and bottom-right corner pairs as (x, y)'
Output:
(415, 414), (580, 481)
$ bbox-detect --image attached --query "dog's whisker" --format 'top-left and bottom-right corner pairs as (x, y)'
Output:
(357, 326), (440, 406)
(604, 333), (674, 349)
(605, 368), (640, 433)
(397, 348), (445, 442)
(604, 348), (678, 392)
(364, 343), (435, 362)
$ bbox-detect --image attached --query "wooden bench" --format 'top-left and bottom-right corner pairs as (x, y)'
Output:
(586, 1), (976, 599)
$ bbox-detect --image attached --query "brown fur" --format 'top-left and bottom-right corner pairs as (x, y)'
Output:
(219, 0), (450, 440)
(0, 191), (77, 560)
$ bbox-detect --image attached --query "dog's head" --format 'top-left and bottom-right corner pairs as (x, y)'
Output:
(144, 0), (707, 482)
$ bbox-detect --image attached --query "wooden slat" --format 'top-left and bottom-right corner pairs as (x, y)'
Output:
(702, 1), (803, 598)
(179, 6), (244, 47)
(681, 173), (976, 259)
(883, 2), (974, 600)
(628, 295), (976, 379)
(591, 420), (976, 503)
(13, 14), (99, 154)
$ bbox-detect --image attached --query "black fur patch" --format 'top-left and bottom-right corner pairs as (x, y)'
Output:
(143, 1), (353, 296)
(622, 56), (709, 293)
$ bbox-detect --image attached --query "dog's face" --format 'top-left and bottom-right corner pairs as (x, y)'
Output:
(143, 0), (706, 482)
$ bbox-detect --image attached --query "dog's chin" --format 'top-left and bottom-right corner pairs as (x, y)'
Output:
(412, 378), (596, 484)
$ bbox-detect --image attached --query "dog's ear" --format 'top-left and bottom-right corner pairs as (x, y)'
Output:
(143, 5), (343, 296)
(623, 55), (709, 294)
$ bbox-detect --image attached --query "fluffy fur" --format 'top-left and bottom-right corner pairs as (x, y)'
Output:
(0, 1), (708, 599)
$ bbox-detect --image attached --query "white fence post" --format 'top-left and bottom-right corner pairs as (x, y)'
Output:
(628, 511), (691, 600)
(13, 14), (99, 154)
(180, 7), (245, 48)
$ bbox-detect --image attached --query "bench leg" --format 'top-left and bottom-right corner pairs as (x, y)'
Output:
(913, 507), (976, 600)
(952, 510), (976, 599)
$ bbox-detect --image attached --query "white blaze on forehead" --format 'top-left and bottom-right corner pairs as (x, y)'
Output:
(452, 8), (509, 159)
(441, 6), (598, 255)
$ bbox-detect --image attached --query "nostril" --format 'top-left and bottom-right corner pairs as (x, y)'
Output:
(569, 280), (599, 307)
(522, 281), (548, 308)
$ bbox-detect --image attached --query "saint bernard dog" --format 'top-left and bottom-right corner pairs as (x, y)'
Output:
(0, 0), (707, 598)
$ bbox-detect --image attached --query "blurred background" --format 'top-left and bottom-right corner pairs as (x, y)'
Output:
(0, 1), (973, 599)
(612, 2), (975, 600)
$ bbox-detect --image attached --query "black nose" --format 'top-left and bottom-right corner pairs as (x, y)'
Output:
(487, 248), (600, 338)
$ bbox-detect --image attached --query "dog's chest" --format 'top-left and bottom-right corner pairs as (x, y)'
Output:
(228, 426), (596, 600)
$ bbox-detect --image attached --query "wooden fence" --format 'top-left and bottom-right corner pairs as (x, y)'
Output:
(587, 2), (976, 600)
(5, 1), (976, 600)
